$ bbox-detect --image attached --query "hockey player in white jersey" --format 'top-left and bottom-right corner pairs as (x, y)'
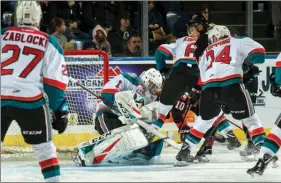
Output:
(175, 25), (267, 166)
(247, 52), (281, 176)
(73, 69), (164, 166)
(1, 1), (69, 182)
(153, 31), (241, 158)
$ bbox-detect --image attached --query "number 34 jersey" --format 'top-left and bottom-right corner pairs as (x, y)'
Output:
(198, 37), (265, 90)
(1, 26), (69, 112)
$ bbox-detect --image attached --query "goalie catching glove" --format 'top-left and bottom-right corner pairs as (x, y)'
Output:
(52, 99), (69, 134)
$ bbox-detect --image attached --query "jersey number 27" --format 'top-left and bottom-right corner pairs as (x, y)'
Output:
(1, 45), (44, 78)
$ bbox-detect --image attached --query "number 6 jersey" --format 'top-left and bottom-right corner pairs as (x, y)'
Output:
(198, 36), (265, 90)
(1, 26), (69, 112)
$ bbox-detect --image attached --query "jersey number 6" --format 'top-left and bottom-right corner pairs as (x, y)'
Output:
(205, 45), (232, 71)
(1, 44), (44, 78)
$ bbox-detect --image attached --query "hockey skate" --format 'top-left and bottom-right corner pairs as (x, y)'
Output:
(240, 142), (263, 161)
(239, 140), (257, 161)
(247, 153), (279, 176)
(174, 142), (194, 167)
(214, 133), (226, 143)
(226, 131), (242, 150)
(72, 147), (86, 167)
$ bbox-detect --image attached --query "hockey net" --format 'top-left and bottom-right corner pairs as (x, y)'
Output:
(1, 50), (109, 159)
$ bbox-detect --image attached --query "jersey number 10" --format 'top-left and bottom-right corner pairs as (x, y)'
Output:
(1, 44), (44, 78)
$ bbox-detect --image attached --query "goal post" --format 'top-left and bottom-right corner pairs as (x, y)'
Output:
(2, 50), (110, 157)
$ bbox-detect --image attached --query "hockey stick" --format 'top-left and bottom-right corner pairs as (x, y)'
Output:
(228, 120), (244, 130)
(178, 101), (192, 132)
(69, 76), (181, 150)
(196, 112), (225, 157)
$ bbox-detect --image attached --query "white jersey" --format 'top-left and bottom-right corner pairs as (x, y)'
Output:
(96, 73), (156, 117)
(155, 36), (197, 70)
(198, 36), (265, 90)
(1, 26), (69, 111)
(173, 36), (197, 66)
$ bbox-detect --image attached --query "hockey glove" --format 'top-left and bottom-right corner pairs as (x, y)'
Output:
(270, 73), (281, 97)
(189, 85), (201, 105)
(159, 67), (170, 80)
(52, 99), (69, 134)
(243, 64), (261, 84)
(179, 125), (191, 142)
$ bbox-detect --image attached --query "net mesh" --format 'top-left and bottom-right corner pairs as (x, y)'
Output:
(1, 50), (109, 159)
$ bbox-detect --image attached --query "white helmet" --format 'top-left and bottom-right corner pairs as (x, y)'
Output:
(16, 1), (42, 25)
(207, 25), (230, 44)
(140, 68), (163, 95)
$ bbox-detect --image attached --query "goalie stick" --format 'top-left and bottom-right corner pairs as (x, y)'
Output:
(69, 77), (181, 150)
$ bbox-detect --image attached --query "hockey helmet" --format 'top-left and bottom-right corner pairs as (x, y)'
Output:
(140, 68), (162, 95)
(17, 1), (42, 25)
(207, 25), (230, 44)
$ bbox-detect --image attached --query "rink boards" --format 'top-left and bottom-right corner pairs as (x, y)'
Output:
(3, 56), (281, 148)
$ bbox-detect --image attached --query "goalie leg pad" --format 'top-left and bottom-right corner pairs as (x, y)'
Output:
(76, 124), (148, 166)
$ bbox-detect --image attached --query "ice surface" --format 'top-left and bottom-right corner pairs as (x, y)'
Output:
(1, 144), (281, 182)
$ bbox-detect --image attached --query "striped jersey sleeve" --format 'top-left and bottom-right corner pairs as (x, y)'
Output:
(42, 35), (69, 112)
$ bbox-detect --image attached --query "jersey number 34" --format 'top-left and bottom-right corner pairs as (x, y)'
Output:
(205, 45), (232, 71)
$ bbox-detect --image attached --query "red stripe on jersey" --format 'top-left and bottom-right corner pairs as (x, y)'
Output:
(249, 127), (264, 137)
(276, 61), (281, 67)
(1, 93), (43, 101)
(267, 134), (281, 146)
(249, 48), (266, 54)
(201, 74), (242, 85)
(6, 27), (48, 39)
(101, 88), (119, 94)
(43, 77), (67, 90)
(157, 46), (173, 60)
(39, 158), (59, 169)
(190, 128), (204, 138)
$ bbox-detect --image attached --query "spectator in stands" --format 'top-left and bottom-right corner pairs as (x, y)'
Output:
(200, 4), (209, 21)
(271, 1), (281, 38)
(50, 17), (74, 50)
(83, 26), (112, 57)
(108, 11), (137, 56)
(115, 33), (141, 57)
(79, 2), (124, 36)
(133, 1), (166, 41)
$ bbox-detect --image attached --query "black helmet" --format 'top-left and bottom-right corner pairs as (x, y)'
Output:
(188, 13), (208, 27)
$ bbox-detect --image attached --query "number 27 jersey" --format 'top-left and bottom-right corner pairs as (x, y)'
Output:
(1, 26), (69, 111)
(198, 37), (265, 90)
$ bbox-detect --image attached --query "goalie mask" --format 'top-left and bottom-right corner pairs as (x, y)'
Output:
(140, 68), (162, 95)
(16, 1), (42, 26)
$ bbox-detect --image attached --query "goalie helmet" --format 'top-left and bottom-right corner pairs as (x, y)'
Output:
(16, 1), (42, 26)
(140, 68), (162, 95)
(207, 25), (230, 44)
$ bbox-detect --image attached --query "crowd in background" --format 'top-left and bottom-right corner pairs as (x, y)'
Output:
(1, 1), (281, 57)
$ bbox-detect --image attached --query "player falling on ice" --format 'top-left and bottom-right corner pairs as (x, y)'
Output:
(247, 52), (281, 176)
(72, 69), (165, 166)
(174, 25), (267, 166)
(1, 1), (69, 182)
(152, 23), (241, 161)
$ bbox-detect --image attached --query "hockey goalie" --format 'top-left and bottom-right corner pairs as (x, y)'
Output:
(72, 69), (165, 166)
